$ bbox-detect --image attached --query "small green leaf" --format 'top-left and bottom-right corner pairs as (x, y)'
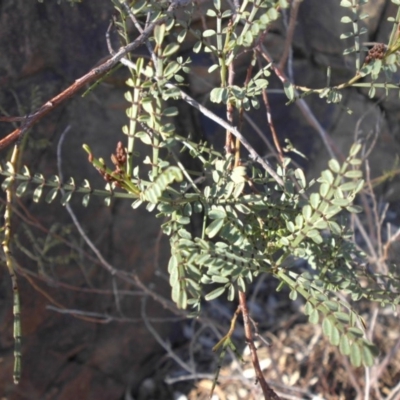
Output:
(208, 208), (226, 219)
(340, 335), (351, 355)
(132, 0), (147, 12)
(208, 64), (219, 73)
(350, 343), (362, 367)
(221, 9), (233, 18)
(178, 286), (188, 309)
(5, 161), (14, 174)
(233, 182), (245, 198)
(341, 16), (353, 23)
(227, 284), (235, 301)
(320, 169), (334, 184)
(362, 343), (379, 366)
(335, 311), (350, 324)
(177, 29), (188, 43)
(168, 255), (178, 273)
(16, 182), (29, 197)
(283, 81), (295, 101)
(211, 275), (230, 284)
(45, 187), (58, 203)
(33, 185), (44, 203)
(346, 205), (363, 213)
(213, 0), (221, 10)
(210, 87), (228, 103)
(322, 318), (333, 338)
(154, 23), (166, 46)
(206, 219), (224, 238)
(205, 286), (226, 301)
(163, 43), (180, 57)
(163, 107), (179, 117)
(234, 203), (251, 214)
(302, 205), (312, 219)
(306, 229), (320, 238)
(82, 194), (90, 207)
(310, 193), (320, 208)
(319, 182), (330, 197)
(193, 41), (202, 53)
(330, 325), (340, 346)
(267, 7), (279, 20)
(328, 221), (342, 235)
(231, 166), (247, 183)
(286, 221), (295, 233)
(295, 215), (304, 228)
(331, 198), (350, 207)
(309, 309), (319, 324)
(304, 302), (313, 315)
(294, 168), (306, 188)
(344, 170), (362, 179)
(349, 143), (362, 157)
(328, 159), (341, 173)
(237, 276), (246, 292)
(289, 290), (297, 300)
(339, 181), (359, 191)
(203, 29), (216, 37)
(21, 165), (30, 177)
(314, 219), (328, 230)
(1, 177), (13, 191)
(131, 199), (143, 209)
(60, 191), (72, 206)
(347, 327), (364, 339)
(193, 201), (203, 213)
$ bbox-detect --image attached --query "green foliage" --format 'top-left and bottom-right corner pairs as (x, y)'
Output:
(6, 0), (400, 372)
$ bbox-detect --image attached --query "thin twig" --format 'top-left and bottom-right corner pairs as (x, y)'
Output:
(259, 53), (284, 164)
(0, 2), (185, 150)
(164, 80), (284, 185)
(56, 125), (117, 275)
(46, 305), (184, 323)
(371, 332), (400, 386)
(278, 0), (301, 72)
(141, 295), (195, 374)
(239, 291), (281, 400)
(258, 44), (338, 160)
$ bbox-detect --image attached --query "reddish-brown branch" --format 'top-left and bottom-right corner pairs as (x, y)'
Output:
(261, 86), (284, 164)
(278, 0), (302, 71)
(238, 291), (281, 400)
(0, 5), (176, 151)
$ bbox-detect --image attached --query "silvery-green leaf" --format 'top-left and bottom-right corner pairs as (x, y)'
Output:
(328, 159), (341, 173)
(340, 335), (351, 355)
(33, 185), (44, 203)
(16, 181), (29, 197)
(206, 219), (224, 238)
(205, 286), (226, 301)
(45, 187), (58, 203)
(350, 343), (362, 367)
